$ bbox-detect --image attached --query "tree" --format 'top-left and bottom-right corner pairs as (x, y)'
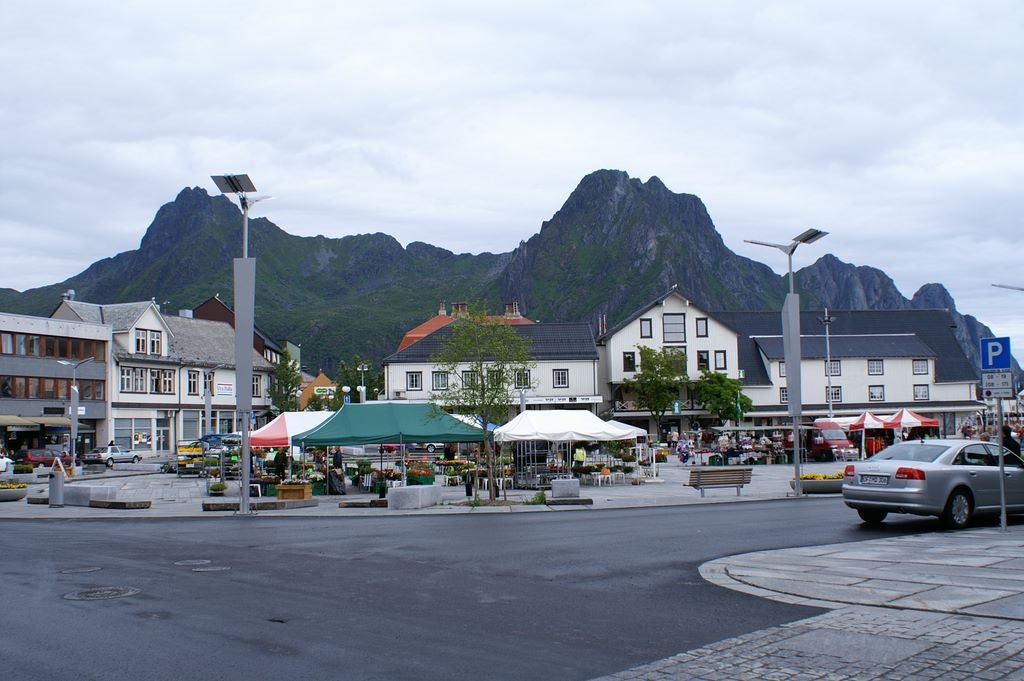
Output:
(694, 370), (752, 424)
(431, 305), (534, 500)
(335, 355), (380, 403)
(270, 347), (303, 412)
(623, 346), (688, 433)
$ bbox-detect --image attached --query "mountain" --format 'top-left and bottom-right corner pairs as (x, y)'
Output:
(0, 170), (1005, 380)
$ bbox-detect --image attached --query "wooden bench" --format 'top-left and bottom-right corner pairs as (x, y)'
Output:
(686, 467), (753, 497)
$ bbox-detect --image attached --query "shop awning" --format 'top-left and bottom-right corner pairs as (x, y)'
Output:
(0, 415), (36, 426)
(34, 416), (73, 427)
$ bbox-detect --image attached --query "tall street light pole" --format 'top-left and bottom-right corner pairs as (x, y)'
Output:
(58, 356), (94, 467)
(212, 173), (269, 516)
(819, 309), (835, 419)
(746, 228), (829, 496)
(358, 363), (368, 403)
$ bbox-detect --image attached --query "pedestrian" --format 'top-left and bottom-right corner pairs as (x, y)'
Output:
(1001, 425), (1021, 458)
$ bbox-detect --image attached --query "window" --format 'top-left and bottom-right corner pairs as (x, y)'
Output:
(826, 386), (842, 403)
(867, 359), (884, 375)
(913, 359), (929, 375)
(462, 371), (478, 388)
(252, 374), (262, 397)
(133, 368), (146, 393)
(778, 361), (786, 378)
(406, 371), (422, 391)
(623, 352), (636, 373)
(553, 369), (569, 388)
(188, 370), (200, 396)
(121, 367), (133, 392)
(697, 351), (709, 372)
(714, 350), (727, 370)
(779, 387), (788, 404)
(149, 369), (160, 394)
(663, 313), (686, 343)
(1, 333), (11, 354)
(205, 371), (214, 395)
(149, 330), (162, 355)
(914, 384), (929, 401)
(161, 369), (175, 394)
(135, 330), (147, 353)
(432, 371), (448, 391)
(514, 370), (530, 389)
(639, 318), (653, 338)
(487, 369), (502, 388)
(868, 385), (885, 402)
(695, 317), (709, 337)
(825, 360), (841, 376)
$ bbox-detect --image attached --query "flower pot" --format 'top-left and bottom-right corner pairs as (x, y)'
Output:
(790, 479), (843, 494)
(277, 483), (313, 500)
(0, 487), (29, 502)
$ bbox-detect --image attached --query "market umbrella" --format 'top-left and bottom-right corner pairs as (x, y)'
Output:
(848, 411), (888, 459)
(883, 408), (940, 430)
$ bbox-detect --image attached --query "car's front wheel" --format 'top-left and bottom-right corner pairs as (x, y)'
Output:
(941, 488), (972, 530)
(857, 508), (888, 525)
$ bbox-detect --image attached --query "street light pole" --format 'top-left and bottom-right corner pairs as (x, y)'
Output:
(58, 356), (94, 467)
(358, 364), (368, 403)
(819, 309), (835, 418)
(746, 228), (828, 496)
(212, 173), (269, 516)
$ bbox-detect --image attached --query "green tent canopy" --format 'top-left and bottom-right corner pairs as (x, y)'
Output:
(293, 402), (487, 447)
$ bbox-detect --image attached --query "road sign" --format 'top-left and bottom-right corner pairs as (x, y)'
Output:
(982, 371), (1015, 399)
(980, 337), (1012, 371)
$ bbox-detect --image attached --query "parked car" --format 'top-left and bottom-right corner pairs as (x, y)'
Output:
(842, 438), (1024, 529)
(412, 443), (444, 453)
(82, 445), (141, 467)
(199, 433), (241, 452)
(13, 446), (71, 467)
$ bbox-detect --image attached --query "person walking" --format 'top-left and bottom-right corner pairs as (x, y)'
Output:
(1001, 425), (1021, 458)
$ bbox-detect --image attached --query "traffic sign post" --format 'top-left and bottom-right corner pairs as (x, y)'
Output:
(981, 337), (1013, 532)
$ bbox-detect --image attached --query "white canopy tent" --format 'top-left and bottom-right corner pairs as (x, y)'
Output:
(494, 410), (642, 442)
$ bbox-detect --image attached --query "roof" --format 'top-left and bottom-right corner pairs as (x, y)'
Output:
(58, 300), (156, 332)
(397, 314), (454, 351)
(384, 322), (599, 364)
(597, 285), (707, 341)
(753, 334), (937, 360)
(712, 309), (976, 386)
(119, 315), (274, 370)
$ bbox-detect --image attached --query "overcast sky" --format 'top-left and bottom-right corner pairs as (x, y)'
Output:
(3, 2), (1023, 360)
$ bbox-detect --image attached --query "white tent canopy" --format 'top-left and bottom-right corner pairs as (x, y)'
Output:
(494, 410), (641, 442)
(250, 411), (335, 448)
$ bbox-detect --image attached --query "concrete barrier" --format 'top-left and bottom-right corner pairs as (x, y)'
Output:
(112, 463), (163, 472)
(63, 484), (119, 507)
(551, 478), (580, 499)
(388, 484), (441, 509)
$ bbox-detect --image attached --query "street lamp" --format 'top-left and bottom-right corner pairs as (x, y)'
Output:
(819, 309), (835, 418)
(745, 228), (829, 496)
(212, 173), (270, 516)
(358, 363), (368, 402)
(57, 356), (94, 466)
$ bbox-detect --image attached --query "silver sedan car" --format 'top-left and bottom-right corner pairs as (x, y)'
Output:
(842, 438), (1024, 529)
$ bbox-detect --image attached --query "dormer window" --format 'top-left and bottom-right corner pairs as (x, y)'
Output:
(149, 330), (162, 355)
(135, 330), (147, 353)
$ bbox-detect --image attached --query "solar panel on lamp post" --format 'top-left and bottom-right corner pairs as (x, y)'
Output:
(211, 173), (269, 516)
(745, 228), (828, 496)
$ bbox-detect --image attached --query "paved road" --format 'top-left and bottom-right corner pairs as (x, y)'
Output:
(5, 460), (1024, 679)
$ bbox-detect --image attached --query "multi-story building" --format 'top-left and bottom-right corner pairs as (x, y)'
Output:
(51, 298), (275, 452)
(0, 311), (111, 454)
(383, 320), (601, 413)
(598, 286), (983, 436)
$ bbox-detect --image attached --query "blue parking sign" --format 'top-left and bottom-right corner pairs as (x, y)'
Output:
(980, 337), (1012, 371)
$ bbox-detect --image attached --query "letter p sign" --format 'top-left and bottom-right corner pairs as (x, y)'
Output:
(980, 337), (1012, 371)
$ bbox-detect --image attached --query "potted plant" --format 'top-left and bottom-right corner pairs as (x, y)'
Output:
(0, 481), (29, 502)
(208, 481), (228, 497)
(277, 477), (314, 500)
(790, 471), (845, 494)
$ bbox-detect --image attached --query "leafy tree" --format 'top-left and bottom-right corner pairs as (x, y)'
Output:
(269, 347), (302, 412)
(431, 305), (534, 500)
(694, 370), (752, 424)
(623, 346), (688, 432)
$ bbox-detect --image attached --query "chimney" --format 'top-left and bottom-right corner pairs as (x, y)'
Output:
(438, 301), (447, 316)
(61, 289), (75, 302)
(452, 302), (468, 317)
(179, 309), (194, 318)
(504, 301), (522, 318)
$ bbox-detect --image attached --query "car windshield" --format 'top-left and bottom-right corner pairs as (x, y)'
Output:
(820, 429), (846, 440)
(872, 443), (946, 463)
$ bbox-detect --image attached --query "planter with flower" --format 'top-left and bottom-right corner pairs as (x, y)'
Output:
(277, 477), (314, 500)
(208, 481), (228, 497)
(406, 463), (435, 486)
(0, 481), (29, 502)
(790, 471), (845, 494)
(306, 471), (327, 495)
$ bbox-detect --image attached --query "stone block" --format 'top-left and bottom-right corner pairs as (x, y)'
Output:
(64, 485), (118, 507)
(551, 478), (580, 498)
(388, 484), (441, 509)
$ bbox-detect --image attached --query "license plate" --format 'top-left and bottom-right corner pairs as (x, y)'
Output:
(860, 474), (888, 486)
